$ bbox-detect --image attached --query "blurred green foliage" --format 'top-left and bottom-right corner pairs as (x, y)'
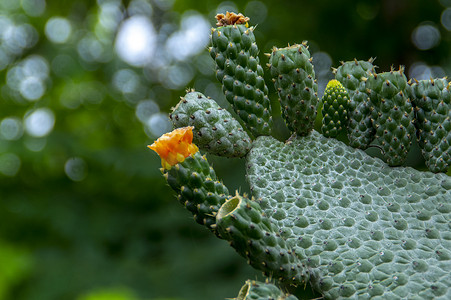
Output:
(0, 0), (450, 299)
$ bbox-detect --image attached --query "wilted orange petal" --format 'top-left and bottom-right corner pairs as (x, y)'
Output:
(148, 126), (198, 169)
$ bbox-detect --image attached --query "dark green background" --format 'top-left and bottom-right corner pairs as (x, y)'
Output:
(0, 0), (449, 299)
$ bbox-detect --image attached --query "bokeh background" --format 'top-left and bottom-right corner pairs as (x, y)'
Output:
(0, 0), (450, 299)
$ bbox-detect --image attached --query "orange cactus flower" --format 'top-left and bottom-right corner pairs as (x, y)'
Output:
(148, 126), (199, 170)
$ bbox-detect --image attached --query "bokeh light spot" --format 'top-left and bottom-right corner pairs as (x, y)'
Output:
(24, 137), (47, 152)
(45, 17), (72, 44)
(136, 100), (159, 123)
(1, 117), (23, 140)
(408, 62), (432, 80)
(245, 1), (267, 24)
(64, 157), (87, 182)
(146, 113), (171, 137)
(441, 8), (451, 31)
(113, 69), (139, 94)
(21, 0), (46, 17)
(24, 108), (55, 137)
(115, 15), (157, 67)
(165, 12), (210, 62)
(0, 153), (21, 177)
(20, 76), (45, 101)
(412, 24), (440, 50)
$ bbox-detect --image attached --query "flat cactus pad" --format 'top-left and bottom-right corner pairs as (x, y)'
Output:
(246, 130), (451, 299)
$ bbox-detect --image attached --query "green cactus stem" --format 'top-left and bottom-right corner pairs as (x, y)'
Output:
(216, 193), (310, 286)
(321, 79), (349, 138)
(148, 127), (230, 233)
(269, 43), (318, 136)
(409, 78), (451, 173)
(170, 90), (252, 158)
(209, 12), (272, 137)
(165, 152), (230, 233)
(236, 280), (299, 300)
(366, 67), (415, 166)
(333, 59), (376, 149)
(247, 130), (451, 299)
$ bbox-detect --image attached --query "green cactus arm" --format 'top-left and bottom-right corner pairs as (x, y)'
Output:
(235, 280), (299, 300)
(170, 90), (252, 158)
(147, 127), (230, 234)
(409, 78), (451, 173)
(246, 130), (451, 299)
(321, 79), (349, 138)
(209, 12), (272, 137)
(269, 43), (318, 136)
(216, 193), (310, 286)
(366, 68), (415, 166)
(333, 59), (376, 149)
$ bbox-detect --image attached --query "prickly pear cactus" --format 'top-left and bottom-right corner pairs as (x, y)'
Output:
(147, 11), (451, 300)
(334, 59), (376, 149)
(320, 79), (349, 138)
(209, 12), (272, 137)
(247, 131), (451, 299)
(366, 68), (416, 166)
(269, 43), (319, 136)
(236, 280), (299, 300)
(409, 78), (451, 173)
(170, 91), (252, 158)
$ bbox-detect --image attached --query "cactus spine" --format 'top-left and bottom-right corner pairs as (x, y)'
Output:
(209, 12), (272, 137)
(269, 43), (318, 136)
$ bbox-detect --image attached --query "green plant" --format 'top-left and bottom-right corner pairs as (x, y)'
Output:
(148, 12), (451, 299)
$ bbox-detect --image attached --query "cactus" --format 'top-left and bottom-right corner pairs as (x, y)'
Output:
(147, 11), (451, 300)
(269, 43), (319, 136)
(334, 59), (376, 149)
(366, 68), (416, 166)
(236, 280), (299, 300)
(320, 79), (349, 138)
(170, 90), (252, 158)
(210, 12), (272, 137)
(148, 127), (230, 233)
(409, 78), (451, 173)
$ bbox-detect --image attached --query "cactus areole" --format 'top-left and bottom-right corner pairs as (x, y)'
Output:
(147, 12), (451, 300)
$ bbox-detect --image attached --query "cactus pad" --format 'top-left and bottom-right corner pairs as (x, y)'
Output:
(210, 13), (272, 137)
(247, 130), (451, 299)
(236, 280), (299, 300)
(410, 78), (451, 173)
(269, 43), (318, 136)
(170, 91), (252, 158)
(321, 79), (349, 138)
(366, 68), (415, 166)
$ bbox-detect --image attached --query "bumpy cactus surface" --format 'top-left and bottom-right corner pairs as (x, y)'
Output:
(409, 78), (451, 173)
(334, 59), (376, 149)
(236, 280), (299, 300)
(147, 12), (451, 300)
(210, 12), (272, 137)
(269, 43), (319, 136)
(320, 79), (349, 138)
(366, 68), (416, 166)
(170, 91), (252, 158)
